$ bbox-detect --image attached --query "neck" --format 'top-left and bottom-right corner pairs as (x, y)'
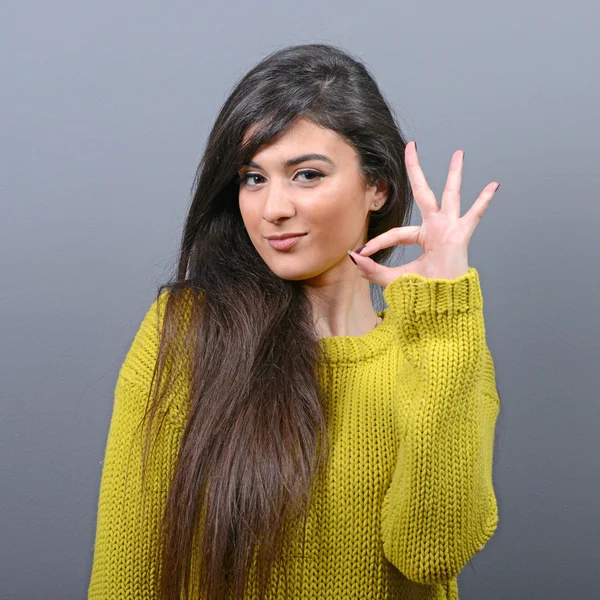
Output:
(304, 268), (380, 338)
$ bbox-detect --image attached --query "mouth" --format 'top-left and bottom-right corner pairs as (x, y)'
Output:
(266, 233), (307, 251)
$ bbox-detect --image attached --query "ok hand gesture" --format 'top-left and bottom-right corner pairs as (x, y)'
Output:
(348, 141), (500, 286)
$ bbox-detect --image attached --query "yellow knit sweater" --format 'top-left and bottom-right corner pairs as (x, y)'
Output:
(88, 266), (500, 599)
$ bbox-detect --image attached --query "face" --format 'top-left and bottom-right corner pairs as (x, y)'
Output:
(237, 117), (387, 283)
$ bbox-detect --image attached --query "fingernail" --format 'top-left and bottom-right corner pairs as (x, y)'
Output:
(414, 141), (418, 152)
(495, 183), (500, 192)
(347, 250), (357, 265)
(462, 150), (466, 161)
(355, 244), (366, 254)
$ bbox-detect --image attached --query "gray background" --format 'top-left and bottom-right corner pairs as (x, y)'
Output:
(2, 0), (598, 598)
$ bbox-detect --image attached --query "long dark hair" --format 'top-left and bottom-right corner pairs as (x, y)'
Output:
(138, 42), (414, 600)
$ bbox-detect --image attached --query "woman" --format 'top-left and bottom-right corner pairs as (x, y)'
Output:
(88, 42), (501, 600)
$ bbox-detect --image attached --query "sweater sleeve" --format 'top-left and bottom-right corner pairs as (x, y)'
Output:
(88, 292), (186, 599)
(379, 266), (500, 585)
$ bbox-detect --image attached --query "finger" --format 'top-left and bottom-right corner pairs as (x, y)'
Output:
(461, 182), (500, 237)
(348, 250), (396, 288)
(405, 141), (439, 217)
(441, 150), (464, 218)
(353, 226), (422, 257)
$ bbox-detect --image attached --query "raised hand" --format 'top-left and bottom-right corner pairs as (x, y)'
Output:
(348, 141), (499, 286)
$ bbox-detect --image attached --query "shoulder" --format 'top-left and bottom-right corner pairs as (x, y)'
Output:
(113, 288), (199, 428)
(119, 288), (196, 391)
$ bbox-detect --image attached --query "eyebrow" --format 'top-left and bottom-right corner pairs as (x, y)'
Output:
(244, 153), (334, 169)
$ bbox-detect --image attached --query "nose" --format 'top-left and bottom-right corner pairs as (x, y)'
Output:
(262, 179), (296, 222)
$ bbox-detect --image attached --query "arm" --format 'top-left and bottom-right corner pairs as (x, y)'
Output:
(88, 293), (185, 599)
(379, 267), (500, 584)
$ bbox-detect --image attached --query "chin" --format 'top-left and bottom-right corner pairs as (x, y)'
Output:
(264, 257), (335, 283)
(267, 266), (314, 282)
(257, 256), (309, 281)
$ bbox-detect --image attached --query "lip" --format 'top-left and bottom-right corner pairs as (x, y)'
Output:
(265, 232), (307, 240)
(266, 233), (306, 250)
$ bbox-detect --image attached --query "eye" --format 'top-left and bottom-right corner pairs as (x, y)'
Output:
(238, 173), (266, 187)
(295, 169), (324, 183)
(237, 170), (324, 187)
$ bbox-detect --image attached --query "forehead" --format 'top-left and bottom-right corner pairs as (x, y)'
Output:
(241, 117), (347, 157)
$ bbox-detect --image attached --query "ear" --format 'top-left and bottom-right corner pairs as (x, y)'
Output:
(370, 178), (389, 210)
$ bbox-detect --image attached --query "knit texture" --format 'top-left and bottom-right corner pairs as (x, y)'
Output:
(88, 266), (500, 599)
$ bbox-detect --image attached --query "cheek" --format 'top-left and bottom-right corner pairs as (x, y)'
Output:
(308, 195), (363, 242)
(239, 198), (260, 232)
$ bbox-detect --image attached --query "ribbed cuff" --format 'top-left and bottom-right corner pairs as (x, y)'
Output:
(382, 266), (483, 316)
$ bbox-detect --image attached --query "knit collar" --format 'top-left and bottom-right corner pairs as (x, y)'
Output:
(316, 307), (396, 365)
